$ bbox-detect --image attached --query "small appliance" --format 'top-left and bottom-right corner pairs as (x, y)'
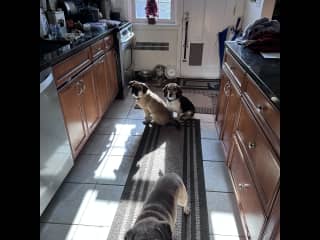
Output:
(47, 10), (67, 36)
(40, 8), (49, 38)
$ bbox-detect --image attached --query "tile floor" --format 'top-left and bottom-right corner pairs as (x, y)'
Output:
(40, 95), (245, 240)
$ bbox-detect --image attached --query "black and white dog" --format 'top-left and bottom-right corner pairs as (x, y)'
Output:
(163, 83), (195, 121)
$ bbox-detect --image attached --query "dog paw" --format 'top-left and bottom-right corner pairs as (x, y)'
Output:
(184, 206), (190, 215)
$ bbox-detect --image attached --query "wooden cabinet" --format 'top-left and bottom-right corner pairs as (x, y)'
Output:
(105, 49), (119, 100)
(220, 69), (241, 158)
(81, 66), (100, 133)
(215, 72), (229, 137)
(235, 100), (280, 213)
(261, 190), (280, 240)
(59, 65), (100, 157)
(90, 39), (105, 60)
(229, 134), (266, 240)
(94, 55), (111, 117)
(56, 34), (119, 159)
(216, 48), (280, 240)
(53, 47), (91, 88)
(58, 77), (87, 156)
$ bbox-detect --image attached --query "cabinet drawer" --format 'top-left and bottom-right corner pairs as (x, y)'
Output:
(245, 77), (280, 142)
(90, 39), (105, 59)
(230, 136), (266, 240)
(224, 49), (247, 90)
(235, 100), (280, 212)
(53, 47), (91, 87)
(104, 35), (114, 51)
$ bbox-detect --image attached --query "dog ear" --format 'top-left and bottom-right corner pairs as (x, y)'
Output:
(176, 85), (182, 98)
(141, 83), (149, 93)
(162, 85), (168, 97)
(128, 81), (134, 88)
(124, 229), (135, 240)
(156, 222), (172, 240)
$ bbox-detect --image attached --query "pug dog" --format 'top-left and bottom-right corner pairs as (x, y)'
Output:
(124, 172), (190, 240)
(128, 80), (179, 127)
(163, 83), (195, 121)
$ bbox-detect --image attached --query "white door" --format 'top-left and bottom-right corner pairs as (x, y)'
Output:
(180, 0), (244, 79)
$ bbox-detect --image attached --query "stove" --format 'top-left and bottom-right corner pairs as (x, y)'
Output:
(114, 22), (134, 99)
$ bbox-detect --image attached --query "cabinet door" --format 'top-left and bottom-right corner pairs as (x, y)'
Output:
(94, 55), (110, 117)
(221, 78), (241, 159)
(215, 72), (230, 137)
(81, 66), (100, 134)
(230, 136), (266, 240)
(262, 190), (280, 240)
(58, 80), (87, 156)
(105, 49), (118, 100)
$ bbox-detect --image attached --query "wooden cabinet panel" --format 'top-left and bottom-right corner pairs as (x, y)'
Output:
(224, 49), (247, 90)
(215, 72), (229, 137)
(104, 35), (114, 51)
(81, 66), (100, 134)
(53, 47), (91, 88)
(245, 77), (280, 151)
(230, 135), (266, 240)
(58, 79), (87, 156)
(221, 74), (241, 159)
(261, 190), (280, 240)
(90, 39), (105, 60)
(236, 101), (280, 212)
(217, 45), (280, 240)
(94, 55), (110, 117)
(105, 49), (118, 100)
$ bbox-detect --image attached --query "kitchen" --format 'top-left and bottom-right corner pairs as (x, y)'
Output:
(40, 0), (280, 239)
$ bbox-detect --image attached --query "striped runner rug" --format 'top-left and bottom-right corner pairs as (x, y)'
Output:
(107, 119), (209, 240)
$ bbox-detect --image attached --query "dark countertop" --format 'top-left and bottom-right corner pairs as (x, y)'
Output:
(225, 41), (280, 110)
(40, 27), (117, 72)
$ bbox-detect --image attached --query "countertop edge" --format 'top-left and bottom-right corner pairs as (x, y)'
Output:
(225, 41), (280, 110)
(40, 28), (117, 72)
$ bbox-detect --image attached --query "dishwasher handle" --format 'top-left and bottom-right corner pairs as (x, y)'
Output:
(40, 72), (54, 94)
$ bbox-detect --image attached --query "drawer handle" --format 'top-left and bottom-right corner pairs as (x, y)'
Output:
(248, 142), (256, 149)
(238, 183), (250, 190)
(95, 47), (102, 52)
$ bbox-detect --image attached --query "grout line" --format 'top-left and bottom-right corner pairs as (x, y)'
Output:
(209, 233), (246, 238)
(95, 182), (126, 187)
(201, 137), (219, 140)
(206, 190), (234, 194)
(202, 160), (225, 163)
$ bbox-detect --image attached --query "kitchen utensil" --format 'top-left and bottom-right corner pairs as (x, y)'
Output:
(61, 1), (78, 19)
(40, 8), (49, 38)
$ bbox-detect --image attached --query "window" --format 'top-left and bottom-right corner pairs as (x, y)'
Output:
(133, 0), (175, 23)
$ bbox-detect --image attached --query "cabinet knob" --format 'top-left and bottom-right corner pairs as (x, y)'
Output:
(256, 105), (263, 112)
(248, 142), (256, 149)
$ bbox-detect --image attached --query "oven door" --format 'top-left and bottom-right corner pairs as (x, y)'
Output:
(120, 33), (134, 97)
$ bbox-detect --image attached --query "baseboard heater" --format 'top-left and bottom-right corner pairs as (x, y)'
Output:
(134, 42), (169, 51)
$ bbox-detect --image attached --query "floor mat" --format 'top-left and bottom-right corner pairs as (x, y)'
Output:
(106, 120), (210, 240)
(135, 85), (218, 115)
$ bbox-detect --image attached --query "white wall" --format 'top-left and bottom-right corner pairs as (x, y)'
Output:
(132, 25), (179, 71)
(242, 0), (276, 29)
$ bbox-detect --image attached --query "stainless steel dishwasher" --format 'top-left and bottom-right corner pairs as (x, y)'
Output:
(40, 67), (73, 216)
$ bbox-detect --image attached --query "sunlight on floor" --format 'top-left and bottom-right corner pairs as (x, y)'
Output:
(210, 211), (242, 236)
